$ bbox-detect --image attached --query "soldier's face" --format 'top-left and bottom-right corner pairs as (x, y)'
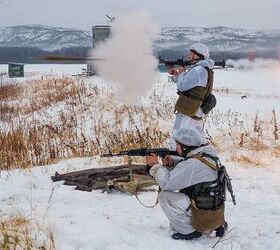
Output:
(188, 51), (200, 62)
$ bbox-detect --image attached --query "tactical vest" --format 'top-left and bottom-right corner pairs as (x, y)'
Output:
(175, 66), (214, 118)
(180, 153), (225, 232)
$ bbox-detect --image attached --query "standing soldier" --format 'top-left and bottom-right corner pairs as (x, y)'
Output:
(169, 43), (217, 145)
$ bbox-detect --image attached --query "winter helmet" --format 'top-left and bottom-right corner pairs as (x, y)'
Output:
(189, 43), (210, 59)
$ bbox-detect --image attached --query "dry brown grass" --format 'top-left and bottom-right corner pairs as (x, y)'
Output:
(0, 128), (32, 170)
(0, 83), (23, 101)
(0, 83), (23, 122)
(229, 154), (262, 166)
(1, 76), (279, 169)
(27, 77), (86, 113)
(213, 87), (248, 97)
(272, 145), (280, 157)
(208, 109), (280, 164)
(0, 77), (171, 170)
(0, 215), (33, 250)
(0, 103), (20, 121)
(237, 111), (278, 152)
(0, 214), (55, 250)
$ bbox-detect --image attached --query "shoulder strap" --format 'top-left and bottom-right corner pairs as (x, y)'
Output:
(186, 152), (219, 171)
(202, 66), (214, 100)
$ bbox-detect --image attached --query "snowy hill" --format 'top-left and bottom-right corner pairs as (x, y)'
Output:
(0, 25), (280, 57)
(156, 26), (280, 51)
(0, 25), (92, 51)
(155, 27), (280, 58)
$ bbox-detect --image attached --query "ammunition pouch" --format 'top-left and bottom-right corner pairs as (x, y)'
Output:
(191, 202), (225, 232)
(193, 182), (224, 209)
(182, 181), (225, 232)
(182, 181), (224, 210)
(175, 86), (206, 117)
(201, 93), (217, 115)
(180, 152), (232, 232)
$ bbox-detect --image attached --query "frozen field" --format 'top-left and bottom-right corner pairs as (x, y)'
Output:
(0, 59), (280, 249)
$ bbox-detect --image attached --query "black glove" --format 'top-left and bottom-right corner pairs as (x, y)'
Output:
(201, 94), (217, 114)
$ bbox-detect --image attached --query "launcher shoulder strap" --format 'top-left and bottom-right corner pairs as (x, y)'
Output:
(202, 66), (214, 99)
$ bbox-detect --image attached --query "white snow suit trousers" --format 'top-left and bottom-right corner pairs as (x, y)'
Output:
(158, 191), (194, 235)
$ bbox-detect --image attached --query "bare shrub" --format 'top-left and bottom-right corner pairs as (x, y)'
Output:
(0, 83), (22, 101)
(0, 214), (55, 250)
(207, 109), (280, 163)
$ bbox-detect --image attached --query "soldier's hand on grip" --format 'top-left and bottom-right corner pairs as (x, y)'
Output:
(162, 155), (174, 168)
(145, 153), (159, 167)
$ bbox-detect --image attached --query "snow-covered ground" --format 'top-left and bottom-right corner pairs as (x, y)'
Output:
(1, 59), (280, 249)
(0, 63), (87, 80)
(1, 156), (279, 249)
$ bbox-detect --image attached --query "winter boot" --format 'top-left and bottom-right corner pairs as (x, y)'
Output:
(172, 231), (202, 240)
(214, 221), (228, 237)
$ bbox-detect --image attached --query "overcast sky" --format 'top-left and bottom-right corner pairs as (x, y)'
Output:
(0, 0), (279, 31)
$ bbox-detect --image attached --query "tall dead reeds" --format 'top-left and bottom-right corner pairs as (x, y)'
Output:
(1, 76), (279, 169)
(0, 77), (172, 170)
(0, 214), (55, 249)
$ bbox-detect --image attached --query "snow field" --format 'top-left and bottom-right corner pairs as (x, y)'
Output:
(0, 59), (280, 249)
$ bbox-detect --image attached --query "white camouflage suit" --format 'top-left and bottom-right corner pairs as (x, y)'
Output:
(150, 144), (218, 235)
(150, 115), (218, 234)
(171, 58), (215, 147)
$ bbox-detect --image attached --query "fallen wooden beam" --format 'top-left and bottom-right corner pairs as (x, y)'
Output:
(51, 164), (156, 193)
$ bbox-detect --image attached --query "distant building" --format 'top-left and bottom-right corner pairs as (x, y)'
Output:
(87, 25), (111, 75)
(92, 25), (111, 47)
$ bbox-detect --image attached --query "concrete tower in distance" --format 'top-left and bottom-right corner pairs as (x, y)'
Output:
(87, 25), (111, 75)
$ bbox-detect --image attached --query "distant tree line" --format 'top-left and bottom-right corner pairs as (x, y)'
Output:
(0, 46), (278, 64)
(0, 47), (91, 64)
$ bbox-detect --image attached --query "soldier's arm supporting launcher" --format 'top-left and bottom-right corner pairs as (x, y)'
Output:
(158, 57), (226, 69)
(101, 148), (179, 158)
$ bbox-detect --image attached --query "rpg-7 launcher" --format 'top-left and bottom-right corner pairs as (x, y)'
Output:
(36, 55), (104, 62)
(101, 148), (179, 158)
(158, 57), (226, 69)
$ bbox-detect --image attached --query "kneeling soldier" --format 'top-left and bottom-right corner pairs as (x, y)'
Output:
(145, 126), (231, 240)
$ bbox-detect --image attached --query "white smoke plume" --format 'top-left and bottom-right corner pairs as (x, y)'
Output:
(91, 12), (159, 104)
